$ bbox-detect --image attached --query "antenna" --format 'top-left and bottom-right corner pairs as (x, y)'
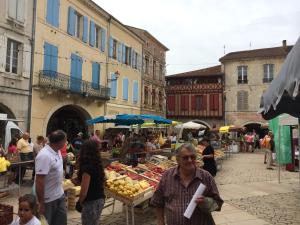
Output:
(223, 45), (226, 54)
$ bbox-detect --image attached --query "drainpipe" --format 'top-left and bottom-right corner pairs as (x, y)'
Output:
(141, 47), (144, 114)
(27, 0), (37, 132)
(103, 16), (112, 131)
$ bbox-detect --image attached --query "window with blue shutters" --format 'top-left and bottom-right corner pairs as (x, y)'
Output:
(123, 78), (129, 101)
(133, 80), (138, 103)
(43, 42), (58, 77)
(67, 6), (76, 36)
(110, 73), (117, 98)
(122, 44), (126, 63)
(46, 0), (60, 27)
(92, 62), (100, 89)
(117, 43), (121, 62)
(109, 37), (114, 58)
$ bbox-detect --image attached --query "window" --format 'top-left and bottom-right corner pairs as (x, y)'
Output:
(122, 78), (129, 101)
(153, 61), (156, 78)
(6, 39), (20, 74)
(144, 86), (148, 105)
(8, 0), (25, 23)
(167, 95), (175, 111)
(209, 94), (219, 111)
(237, 90), (248, 111)
(193, 95), (206, 110)
(95, 25), (102, 49)
(110, 73), (117, 98)
(109, 37), (118, 59)
(159, 65), (163, 80)
(237, 66), (248, 84)
(125, 46), (131, 65)
(46, 0), (59, 27)
(180, 95), (189, 111)
(132, 51), (138, 69)
(145, 56), (149, 74)
(152, 89), (156, 106)
(263, 64), (274, 83)
(75, 12), (83, 39)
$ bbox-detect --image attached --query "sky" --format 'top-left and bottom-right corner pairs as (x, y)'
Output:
(95, 0), (300, 75)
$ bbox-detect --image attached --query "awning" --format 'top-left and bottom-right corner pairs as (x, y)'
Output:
(259, 37), (300, 120)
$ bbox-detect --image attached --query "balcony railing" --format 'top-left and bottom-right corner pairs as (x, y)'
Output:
(263, 77), (273, 83)
(38, 70), (110, 100)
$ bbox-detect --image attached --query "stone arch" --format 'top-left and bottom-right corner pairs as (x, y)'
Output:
(0, 103), (15, 119)
(192, 119), (211, 129)
(44, 103), (93, 140)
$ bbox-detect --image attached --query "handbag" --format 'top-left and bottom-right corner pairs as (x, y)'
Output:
(75, 201), (82, 213)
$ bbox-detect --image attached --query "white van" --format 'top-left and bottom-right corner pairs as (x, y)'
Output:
(0, 114), (23, 152)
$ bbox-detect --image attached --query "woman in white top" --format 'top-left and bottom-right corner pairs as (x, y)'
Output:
(11, 194), (41, 225)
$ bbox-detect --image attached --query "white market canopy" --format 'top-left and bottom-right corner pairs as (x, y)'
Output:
(175, 121), (206, 129)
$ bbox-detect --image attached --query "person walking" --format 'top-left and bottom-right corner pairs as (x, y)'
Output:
(261, 131), (272, 164)
(151, 143), (223, 225)
(35, 130), (67, 225)
(201, 138), (217, 177)
(77, 140), (105, 225)
(266, 133), (275, 170)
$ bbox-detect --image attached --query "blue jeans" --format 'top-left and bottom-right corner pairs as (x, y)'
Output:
(44, 195), (67, 225)
(81, 198), (105, 225)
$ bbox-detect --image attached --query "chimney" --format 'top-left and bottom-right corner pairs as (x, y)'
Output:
(282, 40), (287, 49)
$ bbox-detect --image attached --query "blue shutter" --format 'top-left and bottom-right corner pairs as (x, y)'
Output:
(101, 28), (106, 52)
(70, 54), (82, 93)
(117, 43), (121, 62)
(123, 78), (129, 100)
(43, 42), (52, 73)
(89, 21), (95, 47)
(131, 49), (134, 68)
(82, 16), (88, 43)
(110, 73), (117, 98)
(122, 44), (126, 63)
(109, 37), (114, 58)
(52, 0), (60, 27)
(133, 81), (138, 103)
(137, 53), (141, 71)
(67, 6), (76, 36)
(92, 62), (100, 89)
(128, 48), (132, 66)
(46, 0), (53, 25)
(51, 44), (58, 77)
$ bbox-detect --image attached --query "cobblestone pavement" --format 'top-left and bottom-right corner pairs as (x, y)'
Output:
(228, 192), (300, 225)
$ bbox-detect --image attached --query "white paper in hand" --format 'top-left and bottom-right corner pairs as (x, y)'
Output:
(183, 183), (206, 219)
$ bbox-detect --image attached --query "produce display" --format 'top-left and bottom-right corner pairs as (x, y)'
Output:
(105, 170), (153, 199)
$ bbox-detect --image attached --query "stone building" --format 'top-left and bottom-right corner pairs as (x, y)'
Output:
(0, 0), (34, 131)
(165, 65), (224, 128)
(127, 26), (169, 117)
(31, 0), (143, 140)
(219, 40), (292, 128)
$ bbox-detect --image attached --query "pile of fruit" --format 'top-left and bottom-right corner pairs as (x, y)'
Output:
(105, 169), (153, 199)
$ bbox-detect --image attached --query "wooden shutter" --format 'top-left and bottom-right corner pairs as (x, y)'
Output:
(92, 62), (100, 89)
(101, 28), (106, 52)
(82, 16), (88, 43)
(167, 95), (175, 111)
(117, 43), (121, 62)
(67, 7), (76, 36)
(133, 81), (138, 103)
(109, 37), (114, 58)
(237, 91), (248, 111)
(191, 95), (196, 110)
(43, 42), (52, 72)
(110, 73), (117, 98)
(122, 44), (126, 63)
(209, 94), (214, 110)
(89, 21), (95, 47)
(123, 78), (129, 100)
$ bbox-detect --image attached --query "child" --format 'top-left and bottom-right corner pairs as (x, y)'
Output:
(11, 194), (41, 225)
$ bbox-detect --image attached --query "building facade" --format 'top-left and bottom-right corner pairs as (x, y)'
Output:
(31, 0), (143, 140)
(127, 26), (168, 117)
(166, 66), (224, 128)
(0, 0), (34, 131)
(220, 41), (292, 127)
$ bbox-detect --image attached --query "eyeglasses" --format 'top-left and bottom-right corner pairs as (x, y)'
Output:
(181, 155), (196, 161)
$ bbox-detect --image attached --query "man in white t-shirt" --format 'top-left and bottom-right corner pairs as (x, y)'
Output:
(35, 130), (67, 225)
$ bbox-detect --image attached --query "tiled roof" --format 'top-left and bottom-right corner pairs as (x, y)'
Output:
(166, 65), (223, 79)
(219, 46), (293, 62)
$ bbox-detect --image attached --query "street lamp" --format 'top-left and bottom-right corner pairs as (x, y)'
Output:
(107, 70), (120, 83)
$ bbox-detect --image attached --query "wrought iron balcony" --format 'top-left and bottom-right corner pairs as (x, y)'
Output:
(38, 70), (110, 100)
